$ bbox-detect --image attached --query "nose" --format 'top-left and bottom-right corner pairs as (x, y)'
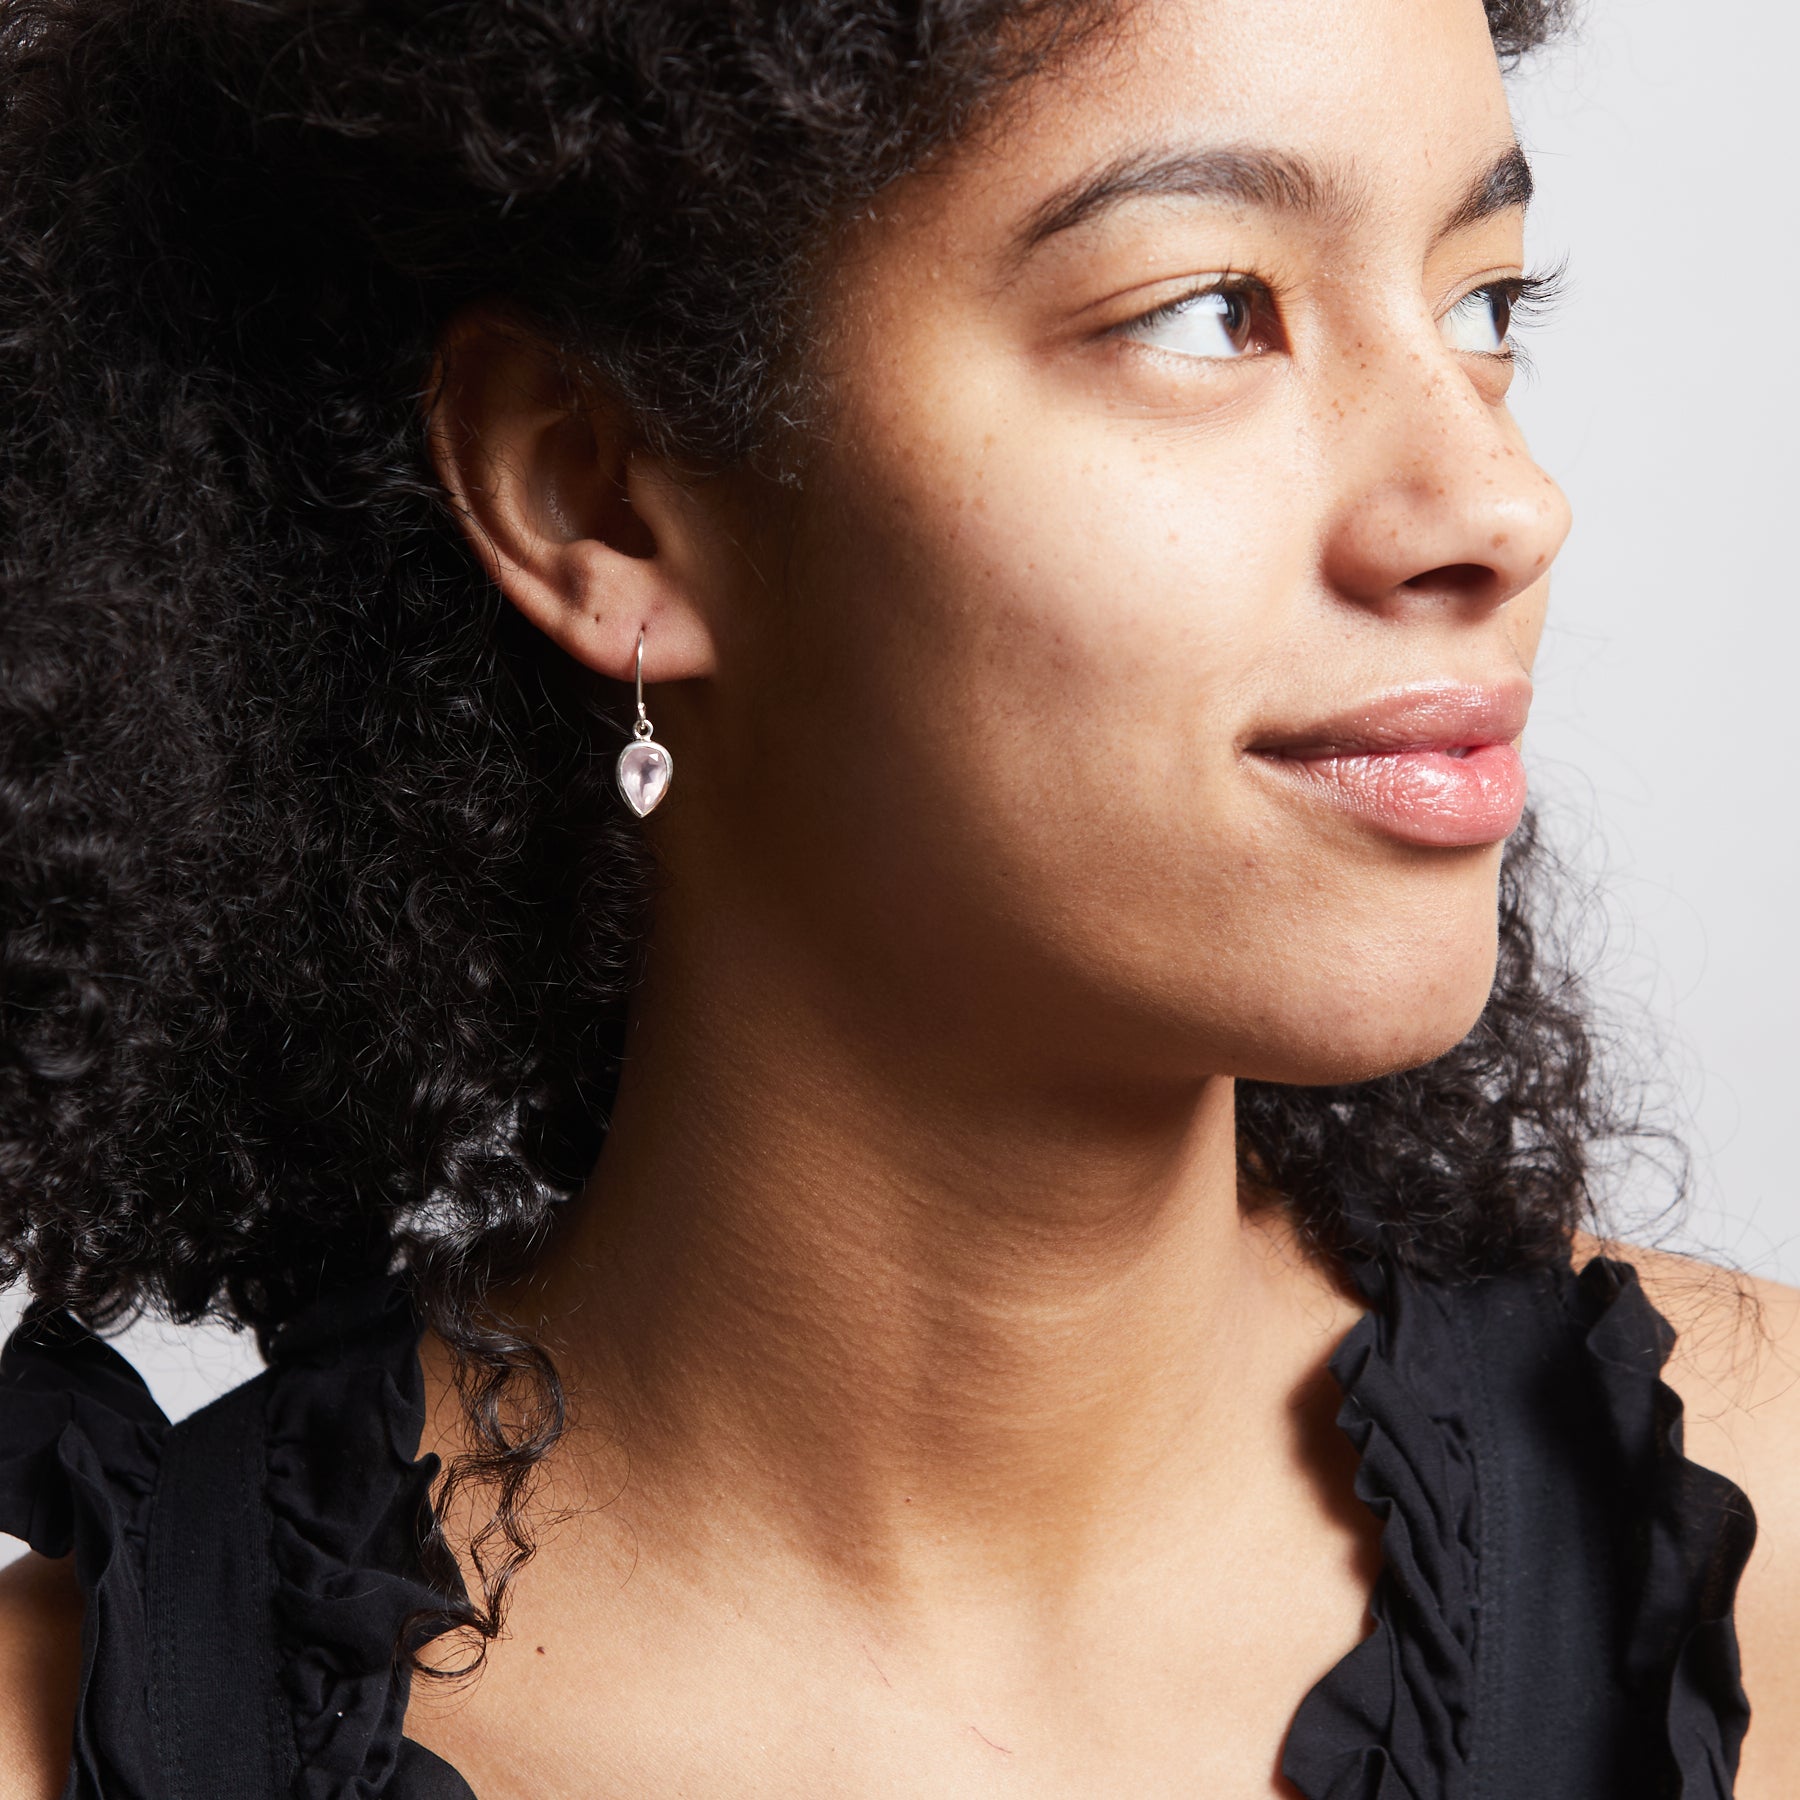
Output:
(1317, 350), (1571, 617)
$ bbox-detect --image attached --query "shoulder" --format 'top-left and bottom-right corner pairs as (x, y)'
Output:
(0, 1552), (80, 1800)
(1576, 1233), (1800, 1796)
(1579, 1234), (1800, 1502)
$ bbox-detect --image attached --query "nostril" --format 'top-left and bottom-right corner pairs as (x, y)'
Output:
(1402, 562), (1494, 596)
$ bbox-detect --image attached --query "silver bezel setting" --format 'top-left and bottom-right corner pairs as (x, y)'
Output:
(616, 734), (674, 817)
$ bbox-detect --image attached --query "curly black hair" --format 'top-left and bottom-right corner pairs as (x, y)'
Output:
(0, 0), (1583, 1653)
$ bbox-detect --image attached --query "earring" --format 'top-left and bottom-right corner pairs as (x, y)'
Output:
(615, 627), (674, 817)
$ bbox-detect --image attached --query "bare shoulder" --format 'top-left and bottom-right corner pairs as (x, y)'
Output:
(1576, 1232), (1800, 1796)
(0, 1552), (80, 1800)
(1575, 1232), (1800, 1473)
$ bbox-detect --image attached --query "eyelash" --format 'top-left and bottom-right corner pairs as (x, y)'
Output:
(1123, 271), (1269, 345)
(1483, 263), (1567, 372)
(1116, 263), (1567, 360)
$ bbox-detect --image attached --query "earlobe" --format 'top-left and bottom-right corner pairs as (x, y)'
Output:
(424, 310), (718, 688)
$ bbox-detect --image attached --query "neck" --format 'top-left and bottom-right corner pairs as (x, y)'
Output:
(513, 913), (1363, 1606)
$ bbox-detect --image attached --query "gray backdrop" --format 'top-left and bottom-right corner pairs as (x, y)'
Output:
(1509, 0), (1799, 1280)
(2, 0), (1794, 1477)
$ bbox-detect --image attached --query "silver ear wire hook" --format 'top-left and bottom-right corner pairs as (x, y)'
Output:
(615, 624), (673, 816)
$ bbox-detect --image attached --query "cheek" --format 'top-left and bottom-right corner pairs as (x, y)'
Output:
(795, 398), (1301, 854)
(766, 389), (1506, 1081)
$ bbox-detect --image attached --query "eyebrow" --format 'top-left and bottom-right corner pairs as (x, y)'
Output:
(1435, 144), (1534, 235)
(1013, 142), (1534, 259)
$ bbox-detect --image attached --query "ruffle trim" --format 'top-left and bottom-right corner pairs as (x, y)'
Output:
(0, 1251), (1759, 1800)
(262, 1277), (474, 1800)
(1281, 1265), (1481, 1800)
(1576, 1256), (1756, 1791)
(1280, 1252), (1755, 1800)
(0, 1282), (472, 1800)
(0, 1309), (170, 1799)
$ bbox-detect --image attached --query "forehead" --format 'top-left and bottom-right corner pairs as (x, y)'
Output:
(905, 0), (1518, 254)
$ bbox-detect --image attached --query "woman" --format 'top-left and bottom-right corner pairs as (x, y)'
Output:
(0, 0), (1795, 1794)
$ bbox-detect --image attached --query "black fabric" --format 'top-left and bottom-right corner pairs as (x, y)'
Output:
(1278, 1256), (1754, 1800)
(0, 1252), (1757, 1800)
(146, 1376), (298, 1800)
(0, 1311), (164, 1800)
(260, 1280), (472, 1800)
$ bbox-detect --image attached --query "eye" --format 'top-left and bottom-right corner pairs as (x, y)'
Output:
(1440, 281), (1518, 356)
(1117, 281), (1269, 360)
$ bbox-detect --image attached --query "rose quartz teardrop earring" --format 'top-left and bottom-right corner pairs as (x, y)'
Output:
(615, 627), (673, 817)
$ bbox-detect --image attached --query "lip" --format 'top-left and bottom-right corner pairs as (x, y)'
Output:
(1246, 680), (1532, 848)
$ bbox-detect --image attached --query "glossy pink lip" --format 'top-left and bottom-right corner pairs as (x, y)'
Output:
(1246, 682), (1531, 848)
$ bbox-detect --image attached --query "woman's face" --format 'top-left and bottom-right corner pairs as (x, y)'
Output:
(678, 0), (1568, 1090)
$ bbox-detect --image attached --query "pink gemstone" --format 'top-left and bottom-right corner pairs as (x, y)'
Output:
(616, 740), (672, 816)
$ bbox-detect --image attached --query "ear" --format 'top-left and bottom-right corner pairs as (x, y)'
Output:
(425, 309), (718, 686)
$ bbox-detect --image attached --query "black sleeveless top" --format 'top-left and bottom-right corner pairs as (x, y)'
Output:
(0, 1251), (1756, 1800)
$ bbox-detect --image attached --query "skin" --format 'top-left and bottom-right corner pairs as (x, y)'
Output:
(3, 0), (1799, 1794)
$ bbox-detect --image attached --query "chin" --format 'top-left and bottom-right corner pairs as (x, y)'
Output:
(1223, 923), (1503, 1089)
